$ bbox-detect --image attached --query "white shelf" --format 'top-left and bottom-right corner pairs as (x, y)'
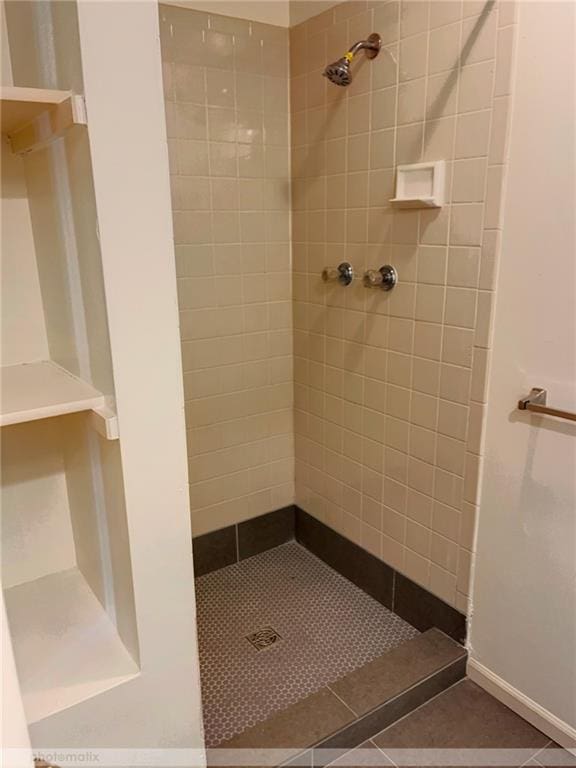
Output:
(390, 196), (440, 209)
(4, 568), (139, 724)
(0, 86), (86, 154)
(1, 86), (70, 133)
(0, 360), (106, 427)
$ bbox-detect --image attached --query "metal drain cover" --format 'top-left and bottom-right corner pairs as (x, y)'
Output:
(245, 627), (282, 651)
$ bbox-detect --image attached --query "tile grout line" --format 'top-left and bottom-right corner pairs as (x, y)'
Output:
(326, 683), (360, 719)
(528, 740), (554, 767)
(234, 522), (240, 563)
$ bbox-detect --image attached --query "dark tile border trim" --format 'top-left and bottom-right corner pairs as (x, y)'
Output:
(193, 506), (295, 577)
(238, 506), (296, 560)
(295, 505), (394, 609)
(193, 505), (466, 644)
(393, 573), (466, 644)
(192, 525), (237, 577)
(295, 507), (467, 644)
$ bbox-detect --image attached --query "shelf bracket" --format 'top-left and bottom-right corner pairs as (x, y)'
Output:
(90, 405), (119, 441)
(9, 94), (87, 155)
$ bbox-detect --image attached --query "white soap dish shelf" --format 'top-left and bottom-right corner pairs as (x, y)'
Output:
(390, 161), (445, 209)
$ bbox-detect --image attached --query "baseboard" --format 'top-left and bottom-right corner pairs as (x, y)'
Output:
(467, 657), (576, 749)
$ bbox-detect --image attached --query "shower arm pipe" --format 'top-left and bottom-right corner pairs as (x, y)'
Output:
(347, 38), (380, 58)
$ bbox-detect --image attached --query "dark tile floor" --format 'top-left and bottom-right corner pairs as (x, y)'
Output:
(211, 681), (574, 768)
(330, 680), (573, 768)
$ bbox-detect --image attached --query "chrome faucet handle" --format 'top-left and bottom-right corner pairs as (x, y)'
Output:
(363, 265), (397, 291)
(322, 262), (354, 286)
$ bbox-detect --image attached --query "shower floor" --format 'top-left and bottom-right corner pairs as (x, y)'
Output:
(195, 540), (419, 746)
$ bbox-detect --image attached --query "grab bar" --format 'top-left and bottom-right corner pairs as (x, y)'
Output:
(518, 388), (576, 423)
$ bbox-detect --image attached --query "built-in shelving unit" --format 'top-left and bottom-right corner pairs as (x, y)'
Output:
(0, 361), (118, 438)
(2, 2), (200, 747)
(4, 568), (139, 724)
(1, 86), (86, 154)
(1, 360), (102, 425)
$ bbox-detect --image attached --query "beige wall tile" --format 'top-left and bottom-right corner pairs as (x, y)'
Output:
(458, 61), (495, 113)
(423, 116), (456, 161)
(403, 548), (431, 588)
(406, 488), (433, 527)
(447, 246), (480, 288)
(428, 22), (461, 75)
(444, 287), (477, 329)
(416, 284), (445, 323)
(410, 424), (436, 464)
(454, 109), (491, 159)
(461, 5), (497, 65)
(439, 363), (471, 404)
(411, 391), (439, 431)
(438, 399), (469, 441)
(162, 8), (293, 533)
(400, 1), (430, 38)
(450, 203), (484, 246)
(398, 77), (426, 125)
(489, 96), (510, 164)
(429, 0), (462, 30)
(412, 357), (440, 396)
(406, 518), (431, 557)
(431, 531), (459, 574)
(426, 71), (458, 120)
(452, 158), (487, 203)
(399, 32), (428, 82)
(494, 24), (515, 96)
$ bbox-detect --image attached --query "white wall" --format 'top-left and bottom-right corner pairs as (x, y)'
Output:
(0, 143), (48, 366)
(469, 0), (576, 745)
(164, 0), (290, 26)
(1, 593), (33, 767)
(1, 420), (76, 589)
(162, 0), (345, 28)
(289, 0), (343, 27)
(1, 4), (48, 366)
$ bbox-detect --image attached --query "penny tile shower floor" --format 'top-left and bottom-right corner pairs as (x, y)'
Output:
(195, 541), (419, 746)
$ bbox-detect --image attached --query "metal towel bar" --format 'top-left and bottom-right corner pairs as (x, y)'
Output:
(518, 388), (576, 423)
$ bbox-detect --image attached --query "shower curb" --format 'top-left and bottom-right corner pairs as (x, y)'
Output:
(210, 629), (467, 766)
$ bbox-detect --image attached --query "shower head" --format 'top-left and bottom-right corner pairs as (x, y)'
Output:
(324, 56), (353, 87)
(323, 33), (381, 86)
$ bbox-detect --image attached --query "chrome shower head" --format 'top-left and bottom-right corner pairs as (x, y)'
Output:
(324, 56), (353, 87)
(323, 33), (381, 87)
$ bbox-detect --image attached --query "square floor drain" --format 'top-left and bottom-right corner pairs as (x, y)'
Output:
(245, 627), (282, 651)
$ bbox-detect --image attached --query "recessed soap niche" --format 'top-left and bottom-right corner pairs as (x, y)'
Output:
(391, 161), (445, 209)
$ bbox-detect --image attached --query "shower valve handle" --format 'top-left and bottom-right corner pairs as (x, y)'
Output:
(322, 262), (354, 286)
(363, 265), (397, 291)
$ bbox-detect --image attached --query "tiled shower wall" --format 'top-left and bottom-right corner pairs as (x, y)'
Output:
(160, 5), (294, 536)
(159, 0), (516, 612)
(291, 0), (516, 610)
